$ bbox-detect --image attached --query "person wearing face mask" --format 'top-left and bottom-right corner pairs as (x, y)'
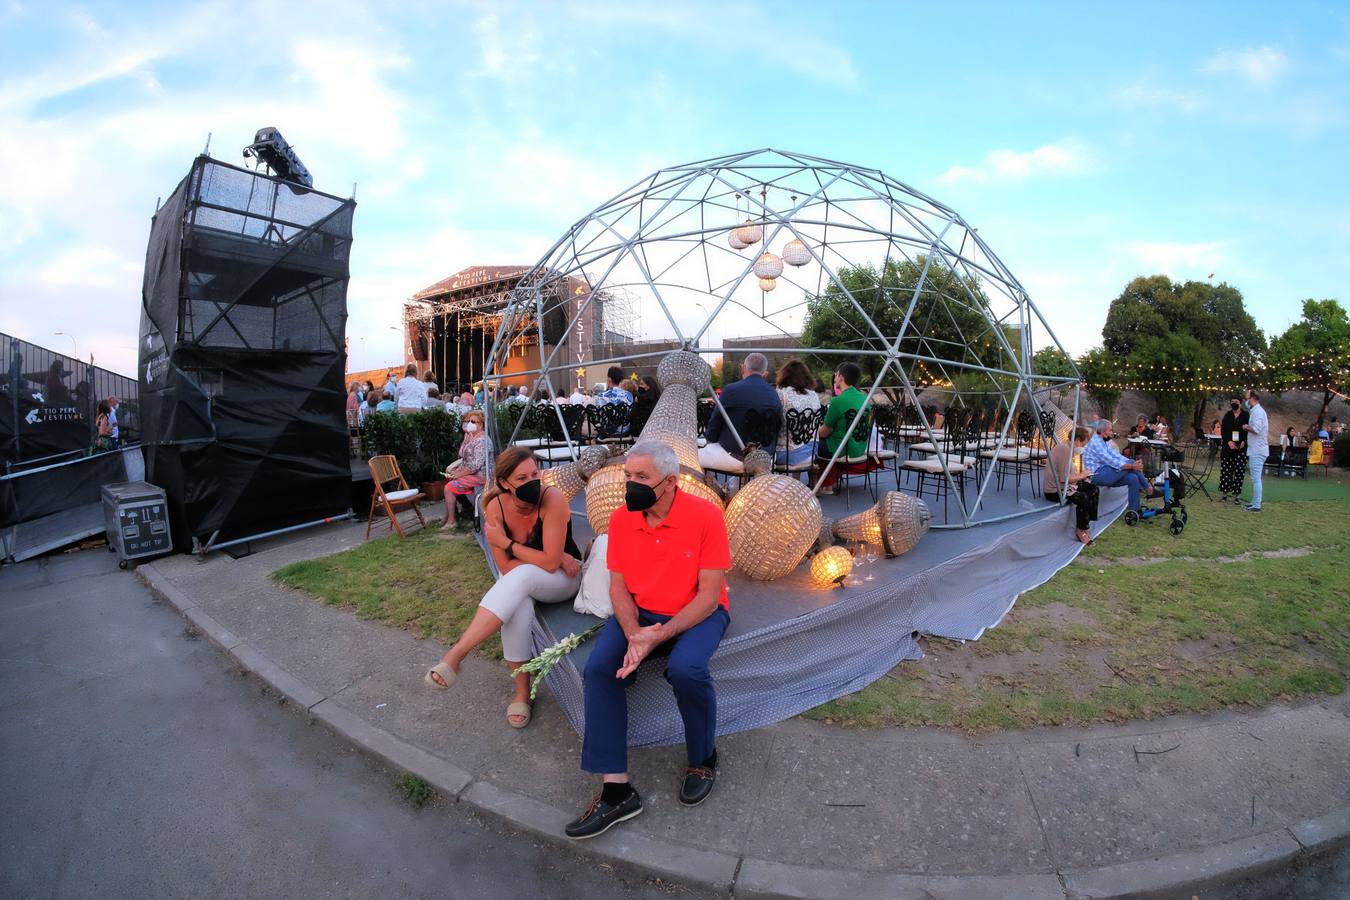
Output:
(566, 441), (731, 839)
(1043, 426), (1098, 544)
(629, 375), (661, 437)
(1218, 394), (1249, 502)
(424, 446), (582, 728)
(441, 410), (488, 530)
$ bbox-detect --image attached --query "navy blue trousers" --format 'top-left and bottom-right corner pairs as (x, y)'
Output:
(581, 607), (729, 774)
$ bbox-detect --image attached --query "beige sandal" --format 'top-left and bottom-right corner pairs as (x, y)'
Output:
(424, 661), (458, 689)
(506, 700), (532, 729)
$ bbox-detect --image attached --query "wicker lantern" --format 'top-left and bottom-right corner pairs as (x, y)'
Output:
(727, 230), (749, 250)
(832, 491), (931, 557)
(758, 276), (777, 292)
(541, 444), (614, 502)
(809, 546), (853, 588)
(734, 218), (763, 245)
(753, 251), (784, 280)
(782, 238), (811, 266)
(724, 473), (822, 580)
(584, 463), (628, 535)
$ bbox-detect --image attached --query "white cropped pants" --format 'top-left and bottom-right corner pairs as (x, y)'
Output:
(479, 564), (581, 662)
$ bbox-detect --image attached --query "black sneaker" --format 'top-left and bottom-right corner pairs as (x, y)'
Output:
(564, 790), (642, 840)
(679, 765), (717, 807)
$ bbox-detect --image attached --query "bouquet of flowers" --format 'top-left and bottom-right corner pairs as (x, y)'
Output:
(517, 622), (604, 700)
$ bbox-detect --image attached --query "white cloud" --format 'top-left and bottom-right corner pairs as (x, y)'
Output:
(1125, 240), (1227, 275)
(938, 141), (1091, 185)
(1202, 46), (1288, 86)
(1117, 82), (1200, 113)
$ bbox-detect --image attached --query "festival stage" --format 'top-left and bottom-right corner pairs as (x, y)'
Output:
(490, 482), (1129, 749)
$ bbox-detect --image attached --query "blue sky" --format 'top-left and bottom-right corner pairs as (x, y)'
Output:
(1, 0), (1346, 376)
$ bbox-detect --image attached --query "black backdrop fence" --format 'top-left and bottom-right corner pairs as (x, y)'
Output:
(139, 155), (355, 552)
(2, 332), (139, 465)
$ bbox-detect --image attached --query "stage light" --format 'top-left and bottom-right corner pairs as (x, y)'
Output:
(241, 126), (313, 188)
(809, 546), (853, 588)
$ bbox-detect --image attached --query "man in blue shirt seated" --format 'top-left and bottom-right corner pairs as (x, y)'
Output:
(698, 352), (781, 472)
(596, 366), (634, 407)
(1081, 419), (1156, 512)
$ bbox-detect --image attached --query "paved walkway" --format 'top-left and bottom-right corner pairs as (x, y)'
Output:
(137, 519), (1350, 899)
(0, 548), (716, 900)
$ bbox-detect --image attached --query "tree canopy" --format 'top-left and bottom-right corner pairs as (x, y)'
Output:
(1268, 298), (1349, 428)
(800, 256), (1013, 390)
(1100, 276), (1266, 428)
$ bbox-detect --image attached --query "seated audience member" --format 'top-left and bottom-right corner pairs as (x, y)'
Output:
(597, 367), (634, 407)
(699, 353), (781, 471)
(395, 363), (428, 412)
(630, 375), (660, 436)
(566, 441), (731, 839)
(375, 391), (397, 414)
(424, 447), (582, 727)
(774, 358), (821, 469)
(812, 362), (869, 492)
(423, 386), (444, 410)
(1082, 419), (1154, 513)
(507, 385), (530, 405)
(1210, 419), (1221, 437)
(1044, 426), (1099, 545)
(346, 383), (361, 416)
(442, 410), (488, 529)
(1153, 414), (1170, 442)
(569, 385), (589, 405)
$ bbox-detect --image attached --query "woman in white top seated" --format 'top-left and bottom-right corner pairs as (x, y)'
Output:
(774, 359), (821, 469)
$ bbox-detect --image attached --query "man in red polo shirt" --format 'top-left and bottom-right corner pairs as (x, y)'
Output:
(565, 440), (731, 840)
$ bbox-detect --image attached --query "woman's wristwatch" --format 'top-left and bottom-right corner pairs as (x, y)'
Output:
(506, 540), (516, 559)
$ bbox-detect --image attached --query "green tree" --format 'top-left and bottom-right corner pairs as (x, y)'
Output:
(1101, 276), (1265, 432)
(1268, 299), (1350, 429)
(1031, 347), (1075, 378)
(800, 256), (1004, 398)
(1077, 347), (1122, 421)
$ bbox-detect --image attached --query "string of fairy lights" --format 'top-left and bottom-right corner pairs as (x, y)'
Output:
(900, 344), (1350, 394)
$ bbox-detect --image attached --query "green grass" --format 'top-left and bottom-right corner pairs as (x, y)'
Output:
(396, 773), (435, 808)
(807, 491), (1350, 732)
(272, 527), (501, 657)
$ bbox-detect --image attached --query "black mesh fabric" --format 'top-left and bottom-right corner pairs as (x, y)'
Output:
(138, 156), (354, 550)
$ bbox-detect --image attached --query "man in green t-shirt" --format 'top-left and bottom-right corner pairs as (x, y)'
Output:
(813, 362), (868, 491)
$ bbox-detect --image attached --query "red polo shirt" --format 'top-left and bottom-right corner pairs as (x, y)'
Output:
(606, 488), (730, 615)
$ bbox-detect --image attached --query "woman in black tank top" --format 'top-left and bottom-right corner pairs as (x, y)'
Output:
(425, 447), (583, 729)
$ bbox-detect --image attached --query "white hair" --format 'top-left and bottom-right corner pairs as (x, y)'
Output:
(626, 440), (680, 479)
(744, 352), (768, 374)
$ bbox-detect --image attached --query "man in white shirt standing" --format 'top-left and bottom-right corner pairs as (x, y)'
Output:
(395, 363), (428, 412)
(1242, 389), (1269, 512)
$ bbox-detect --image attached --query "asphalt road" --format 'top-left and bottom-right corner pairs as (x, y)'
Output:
(0, 548), (716, 900)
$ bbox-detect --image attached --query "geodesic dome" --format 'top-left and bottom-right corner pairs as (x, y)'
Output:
(487, 148), (1082, 527)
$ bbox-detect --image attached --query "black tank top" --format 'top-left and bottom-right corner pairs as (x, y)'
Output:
(497, 487), (581, 559)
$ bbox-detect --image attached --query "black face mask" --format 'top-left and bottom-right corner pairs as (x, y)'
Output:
(513, 478), (542, 505)
(625, 480), (661, 512)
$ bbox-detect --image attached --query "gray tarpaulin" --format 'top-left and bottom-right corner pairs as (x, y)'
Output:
(481, 484), (1127, 749)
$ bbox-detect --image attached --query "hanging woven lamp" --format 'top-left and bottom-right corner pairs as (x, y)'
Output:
(753, 251), (784, 279)
(782, 238), (811, 266)
(727, 230), (749, 250)
(758, 276), (777, 292)
(734, 218), (763, 245)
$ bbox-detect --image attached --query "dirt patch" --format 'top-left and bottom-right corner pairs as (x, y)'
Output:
(1015, 601), (1097, 629)
(1175, 635), (1241, 661)
(1077, 547), (1315, 567)
(899, 636), (1113, 697)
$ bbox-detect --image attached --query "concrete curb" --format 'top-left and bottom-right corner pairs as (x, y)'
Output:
(136, 562), (1350, 899)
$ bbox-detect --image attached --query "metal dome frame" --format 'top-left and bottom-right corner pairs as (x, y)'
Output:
(484, 148), (1083, 528)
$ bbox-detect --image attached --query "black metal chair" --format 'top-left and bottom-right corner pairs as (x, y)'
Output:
(704, 407), (782, 488)
(590, 402), (633, 447)
(533, 402), (590, 467)
(776, 406), (823, 480)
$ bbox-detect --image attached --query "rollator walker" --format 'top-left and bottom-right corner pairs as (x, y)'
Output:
(1123, 445), (1188, 535)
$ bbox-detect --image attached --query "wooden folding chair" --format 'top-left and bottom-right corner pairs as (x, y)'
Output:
(366, 455), (426, 539)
